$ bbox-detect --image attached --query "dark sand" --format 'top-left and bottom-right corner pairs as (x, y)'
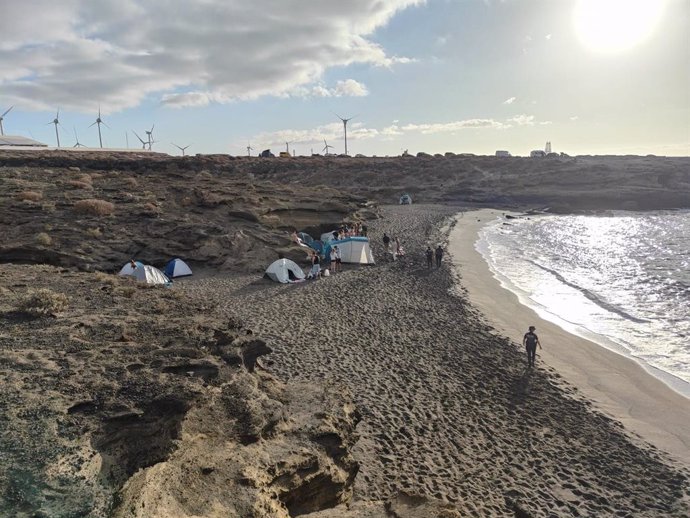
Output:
(184, 205), (690, 517)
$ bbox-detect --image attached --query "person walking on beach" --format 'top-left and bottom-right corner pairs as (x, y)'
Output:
(425, 246), (434, 269)
(523, 326), (542, 368)
(435, 245), (444, 268)
(383, 232), (391, 251)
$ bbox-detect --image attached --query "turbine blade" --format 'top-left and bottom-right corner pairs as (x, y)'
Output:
(2, 105), (13, 117)
(102, 121), (110, 129)
(89, 121), (97, 127)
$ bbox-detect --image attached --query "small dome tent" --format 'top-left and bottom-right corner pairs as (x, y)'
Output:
(164, 258), (193, 278)
(118, 261), (144, 276)
(399, 194), (412, 205)
(132, 265), (171, 285)
(265, 259), (306, 283)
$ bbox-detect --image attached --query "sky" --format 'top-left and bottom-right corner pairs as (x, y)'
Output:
(1, 0), (688, 157)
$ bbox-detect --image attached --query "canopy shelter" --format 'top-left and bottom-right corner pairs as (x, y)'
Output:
(164, 258), (193, 278)
(265, 258), (306, 283)
(329, 237), (375, 265)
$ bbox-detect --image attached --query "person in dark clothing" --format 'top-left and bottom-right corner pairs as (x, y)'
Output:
(361, 224), (368, 237)
(523, 326), (542, 367)
(383, 233), (391, 251)
(425, 247), (434, 269)
(435, 245), (444, 268)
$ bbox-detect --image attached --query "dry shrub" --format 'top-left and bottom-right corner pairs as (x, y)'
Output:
(66, 180), (93, 189)
(94, 272), (117, 285)
(142, 202), (160, 216)
(115, 286), (137, 298)
(85, 227), (102, 238)
(179, 196), (193, 207)
(18, 289), (68, 316)
(16, 191), (43, 202)
(41, 203), (56, 213)
(35, 232), (52, 246)
(73, 199), (115, 216)
(78, 174), (93, 184)
(124, 177), (139, 188)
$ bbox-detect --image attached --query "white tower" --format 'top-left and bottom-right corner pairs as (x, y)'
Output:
(545, 141), (552, 153)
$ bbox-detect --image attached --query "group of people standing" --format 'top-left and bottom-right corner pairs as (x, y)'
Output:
(308, 245), (341, 280)
(426, 245), (444, 269)
(333, 222), (367, 241)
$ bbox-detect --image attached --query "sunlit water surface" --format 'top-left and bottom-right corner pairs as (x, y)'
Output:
(477, 210), (690, 389)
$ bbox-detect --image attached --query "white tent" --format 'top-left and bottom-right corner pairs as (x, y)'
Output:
(333, 237), (375, 264)
(321, 230), (339, 243)
(265, 258), (306, 283)
(118, 261), (144, 276)
(132, 265), (170, 285)
(164, 258), (193, 278)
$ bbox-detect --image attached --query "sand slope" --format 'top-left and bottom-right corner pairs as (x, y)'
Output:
(185, 205), (690, 517)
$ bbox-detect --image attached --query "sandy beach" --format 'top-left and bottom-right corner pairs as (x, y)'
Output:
(449, 209), (690, 466)
(183, 204), (690, 517)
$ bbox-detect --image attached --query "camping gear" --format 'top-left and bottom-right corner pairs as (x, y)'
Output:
(321, 230), (339, 243)
(399, 193), (412, 205)
(265, 258), (306, 283)
(131, 265), (170, 285)
(118, 261), (144, 276)
(164, 258), (193, 278)
(332, 237), (375, 264)
(297, 232), (315, 246)
(118, 261), (144, 275)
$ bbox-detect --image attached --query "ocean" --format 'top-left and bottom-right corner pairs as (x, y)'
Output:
(476, 210), (690, 393)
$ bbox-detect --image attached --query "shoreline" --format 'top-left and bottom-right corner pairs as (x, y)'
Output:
(448, 208), (690, 466)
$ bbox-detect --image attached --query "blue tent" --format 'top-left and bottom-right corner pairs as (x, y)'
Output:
(164, 258), (193, 278)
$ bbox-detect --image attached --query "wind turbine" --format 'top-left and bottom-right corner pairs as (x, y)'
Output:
(285, 141), (292, 154)
(335, 113), (355, 155)
(0, 106), (13, 136)
(145, 125), (155, 150)
(89, 107), (109, 148)
(322, 139), (334, 156)
(246, 143), (253, 156)
(172, 143), (190, 156)
(73, 127), (86, 148)
(132, 131), (148, 150)
(47, 108), (62, 147)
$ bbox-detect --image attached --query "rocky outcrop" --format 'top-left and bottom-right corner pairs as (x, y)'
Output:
(0, 265), (360, 517)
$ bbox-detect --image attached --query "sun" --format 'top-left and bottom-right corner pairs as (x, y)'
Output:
(574, 0), (665, 53)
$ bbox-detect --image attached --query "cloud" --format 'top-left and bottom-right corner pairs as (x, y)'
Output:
(570, 115), (579, 121)
(545, 34), (552, 40)
(0, 0), (421, 112)
(332, 79), (369, 97)
(506, 114), (535, 126)
(247, 113), (551, 147)
(502, 96), (516, 105)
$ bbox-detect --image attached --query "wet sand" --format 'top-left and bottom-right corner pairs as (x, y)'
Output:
(184, 204), (690, 517)
(449, 209), (690, 466)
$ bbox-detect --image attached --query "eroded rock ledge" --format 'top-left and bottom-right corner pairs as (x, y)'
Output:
(0, 265), (360, 517)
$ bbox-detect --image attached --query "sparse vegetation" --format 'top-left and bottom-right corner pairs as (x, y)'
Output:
(66, 180), (93, 189)
(85, 227), (102, 238)
(17, 288), (68, 316)
(35, 232), (52, 246)
(16, 191), (42, 202)
(73, 199), (115, 216)
(123, 177), (139, 188)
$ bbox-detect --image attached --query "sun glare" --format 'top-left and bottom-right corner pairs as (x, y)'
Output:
(574, 0), (665, 53)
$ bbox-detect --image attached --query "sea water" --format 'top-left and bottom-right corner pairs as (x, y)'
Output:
(476, 210), (690, 392)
